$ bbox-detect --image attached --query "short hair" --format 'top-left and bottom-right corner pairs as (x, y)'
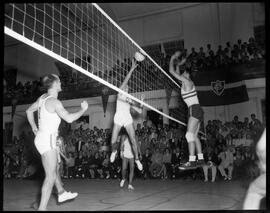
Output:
(42, 74), (59, 90)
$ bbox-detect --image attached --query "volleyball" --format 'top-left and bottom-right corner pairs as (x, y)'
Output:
(134, 51), (145, 62)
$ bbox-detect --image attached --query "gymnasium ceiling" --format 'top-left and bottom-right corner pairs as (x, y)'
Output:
(4, 3), (201, 47)
(98, 3), (201, 21)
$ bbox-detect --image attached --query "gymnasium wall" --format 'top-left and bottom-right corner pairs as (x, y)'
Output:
(4, 44), (59, 83)
(119, 3), (264, 51)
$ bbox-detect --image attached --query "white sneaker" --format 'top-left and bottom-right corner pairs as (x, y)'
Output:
(135, 160), (143, 171)
(58, 191), (78, 203)
(128, 184), (134, 190)
(120, 179), (125, 188)
(110, 151), (117, 163)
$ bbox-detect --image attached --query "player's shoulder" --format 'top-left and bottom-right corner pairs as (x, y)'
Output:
(45, 96), (61, 106)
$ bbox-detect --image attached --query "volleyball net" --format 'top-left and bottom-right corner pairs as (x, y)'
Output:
(4, 3), (189, 127)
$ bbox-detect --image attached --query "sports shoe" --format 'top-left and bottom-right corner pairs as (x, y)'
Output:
(135, 160), (143, 171)
(120, 179), (125, 188)
(58, 191), (78, 203)
(110, 151), (117, 163)
(224, 176), (228, 180)
(204, 179), (208, 182)
(228, 177), (232, 181)
(178, 161), (197, 170)
(128, 184), (134, 190)
(211, 179), (215, 182)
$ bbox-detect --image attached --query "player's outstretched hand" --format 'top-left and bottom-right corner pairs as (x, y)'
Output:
(172, 51), (181, 58)
(81, 101), (88, 111)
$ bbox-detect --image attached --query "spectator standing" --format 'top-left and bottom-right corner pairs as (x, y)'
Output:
(141, 148), (152, 179)
(171, 147), (182, 178)
(65, 153), (75, 178)
(226, 42), (232, 58)
(149, 148), (163, 178)
(161, 148), (172, 179)
(102, 153), (111, 179)
(120, 133), (135, 190)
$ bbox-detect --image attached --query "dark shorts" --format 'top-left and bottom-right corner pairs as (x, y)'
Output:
(188, 104), (204, 121)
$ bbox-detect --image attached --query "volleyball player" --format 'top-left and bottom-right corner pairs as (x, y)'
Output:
(120, 131), (135, 190)
(110, 59), (143, 171)
(243, 129), (266, 209)
(26, 74), (88, 211)
(30, 135), (68, 210)
(169, 51), (204, 170)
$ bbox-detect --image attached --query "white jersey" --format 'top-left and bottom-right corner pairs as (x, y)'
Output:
(37, 94), (61, 134)
(181, 86), (199, 107)
(123, 137), (134, 159)
(116, 93), (131, 115)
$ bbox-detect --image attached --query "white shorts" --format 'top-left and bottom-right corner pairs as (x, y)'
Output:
(34, 131), (58, 155)
(114, 112), (133, 127)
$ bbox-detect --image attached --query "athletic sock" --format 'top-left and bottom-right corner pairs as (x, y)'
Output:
(58, 190), (65, 195)
(189, 155), (196, 162)
(197, 153), (204, 160)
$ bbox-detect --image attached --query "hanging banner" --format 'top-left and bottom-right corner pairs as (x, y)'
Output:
(193, 68), (249, 106)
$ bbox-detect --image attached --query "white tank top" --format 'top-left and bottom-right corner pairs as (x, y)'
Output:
(116, 93), (131, 115)
(123, 137), (134, 158)
(37, 94), (61, 134)
(181, 86), (199, 107)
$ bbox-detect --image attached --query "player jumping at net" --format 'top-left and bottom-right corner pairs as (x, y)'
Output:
(26, 74), (88, 211)
(110, 58), (144, 171)
(169, 51), (205, 170)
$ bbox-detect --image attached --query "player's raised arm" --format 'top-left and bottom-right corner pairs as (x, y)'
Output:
(54, 99), (88, 123)
(120, 59), (138, 90)
(169, 51), (188, 83)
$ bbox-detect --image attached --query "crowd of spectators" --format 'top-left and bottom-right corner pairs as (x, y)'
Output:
(203, 113), (264, 181)
(184, 37), (264, 72)
(3, 112), (264, 183)
(156, 37), (265, 74)
(3, 77), (43, 100)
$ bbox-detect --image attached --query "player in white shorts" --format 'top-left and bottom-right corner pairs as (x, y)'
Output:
(110, 59), (144, 171)
(26, 74), (88, 211)
(169, 51), (204, 170)
(119, 131), (135, 190)
(30, 135), (68, 210)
